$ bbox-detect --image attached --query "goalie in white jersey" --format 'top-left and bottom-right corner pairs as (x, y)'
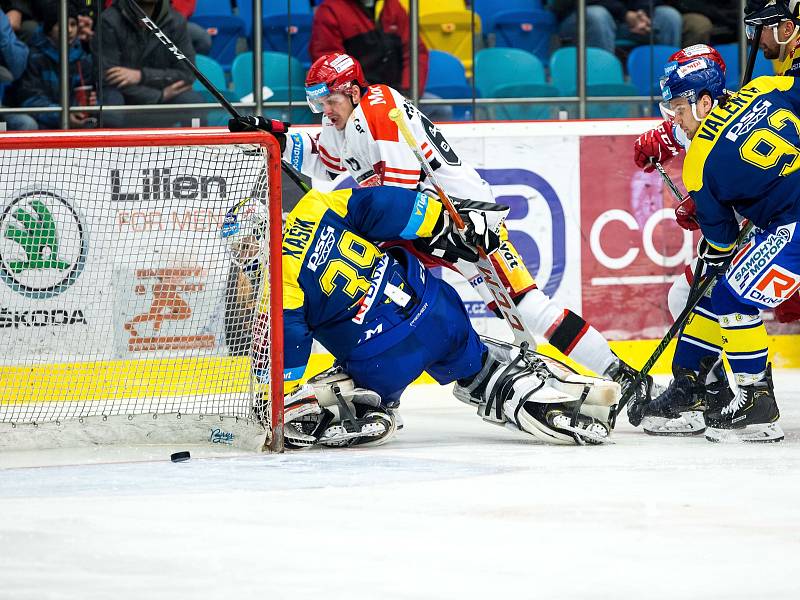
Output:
(229, 52), (657, 413)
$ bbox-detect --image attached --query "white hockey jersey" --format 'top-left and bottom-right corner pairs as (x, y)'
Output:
(282, 84), (494, 203)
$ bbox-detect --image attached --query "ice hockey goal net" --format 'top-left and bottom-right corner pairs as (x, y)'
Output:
(0, 129), (284, 452)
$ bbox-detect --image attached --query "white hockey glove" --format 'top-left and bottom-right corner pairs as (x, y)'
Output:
(414, 199), (509, 263)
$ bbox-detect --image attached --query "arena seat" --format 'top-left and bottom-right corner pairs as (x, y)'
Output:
(626, 45), (680, 96)
(425, 50), (476, 120)
(232, 51), (305, 99)
(476, 48), (558, 120)
(419, 9), (482, 75)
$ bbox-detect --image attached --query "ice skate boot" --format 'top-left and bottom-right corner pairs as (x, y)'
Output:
(642, 358), (729, 436)
(641, 368), (705, 436)
(705, 365), (783, 443)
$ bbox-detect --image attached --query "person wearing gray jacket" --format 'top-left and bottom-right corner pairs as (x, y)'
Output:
(94, 0), (203, 127)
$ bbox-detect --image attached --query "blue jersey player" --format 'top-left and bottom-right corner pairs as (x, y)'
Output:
(659, 58), (800, 442)
(271, 186), (619, 448)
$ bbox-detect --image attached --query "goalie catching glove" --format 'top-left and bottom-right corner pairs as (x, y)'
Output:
(228, 116), (290, 152)
(414, 199), (509, 263)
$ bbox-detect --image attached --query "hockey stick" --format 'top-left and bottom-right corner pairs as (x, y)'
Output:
(618, 221), (755, 421)
(652, 159), (706, 324)
(128, 0), (311, 195)
(742, 25), (764, 88)
(388, 107), (536, 348)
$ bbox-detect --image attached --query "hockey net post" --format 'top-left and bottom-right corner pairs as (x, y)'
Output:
(0, 129), (284, 452)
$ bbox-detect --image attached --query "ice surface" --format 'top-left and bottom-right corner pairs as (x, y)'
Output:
(2, 371), (800, 599)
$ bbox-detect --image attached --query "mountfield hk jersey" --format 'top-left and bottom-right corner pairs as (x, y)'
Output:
(283, 83), (494, 203)
(682, 76), (800, 251)
(281, 186), (443, 385)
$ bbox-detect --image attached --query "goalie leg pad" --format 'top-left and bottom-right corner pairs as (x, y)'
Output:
(454, 337), (615, 444)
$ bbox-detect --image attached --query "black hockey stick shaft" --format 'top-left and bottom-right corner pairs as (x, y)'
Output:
(129, 0), (311, 194)
(617, 222), (754, 412)
(742, 25), (763, 87)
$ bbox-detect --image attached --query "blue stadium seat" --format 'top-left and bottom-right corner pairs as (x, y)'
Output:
(473, 0), (543, 29)
(475, 47), (546, 93)
(491, 9), (555, 64)
(626, 44), (679, 96)
(232, 51), (305, 99)
(586, 83), (639, 119)
(753, 53), (776, 79)
(475, 48), (558, 121)
(194, 0), (232, 17)
(238, 0), (312, 38)
(425, 50), (475, 120)
(716, 43), (741, 89)
(489, 82), (559, 120)
(262, 13), (313, 66)
(549, 46), (625, 95)
(192, 55), (235, 125)
(190, 15), (247, 71)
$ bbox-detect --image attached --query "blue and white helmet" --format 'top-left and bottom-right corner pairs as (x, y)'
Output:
(660, 57), (727, 120)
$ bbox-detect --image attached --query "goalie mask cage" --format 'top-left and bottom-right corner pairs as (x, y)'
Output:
(0, 129), (284, 452)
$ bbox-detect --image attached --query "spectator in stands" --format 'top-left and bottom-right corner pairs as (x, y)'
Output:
(0, 7), (36, 130)
(7, 3), (95, 129)
(103, 0), (211, 54)
(171, 0), (212, 55)
(95, 0), (203, 128)
(1, 0), (93, 42)
(551, 0), (682, 54)
(310, 0), (429, 97)
(664, 1), (740, 46)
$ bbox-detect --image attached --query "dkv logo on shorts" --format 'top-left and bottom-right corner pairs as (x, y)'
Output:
(0, 190), (88, 299)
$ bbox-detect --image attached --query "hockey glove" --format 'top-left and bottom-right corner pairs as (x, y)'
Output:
(697, 238), (735, 274)
(675, 196), (700, 231)
(633, 120), (680, 172)
(228, 116), (289, 153)
(415, 200), (509, 263)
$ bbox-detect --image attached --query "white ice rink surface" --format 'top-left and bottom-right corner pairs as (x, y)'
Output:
(2, 372), (800, 600)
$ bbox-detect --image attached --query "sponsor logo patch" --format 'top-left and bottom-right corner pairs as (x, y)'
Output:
(0, 190), (88, 299)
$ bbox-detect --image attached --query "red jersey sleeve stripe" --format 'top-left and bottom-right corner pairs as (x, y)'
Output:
(383, 176), (419, 186)
(384, 166), (420, 175)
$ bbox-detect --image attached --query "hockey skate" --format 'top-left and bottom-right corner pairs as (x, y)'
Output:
(705, 365), (784, 443)
(642, 358), (731, 436)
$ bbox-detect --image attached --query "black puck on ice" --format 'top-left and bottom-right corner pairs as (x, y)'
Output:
(170, 451), (191, 463)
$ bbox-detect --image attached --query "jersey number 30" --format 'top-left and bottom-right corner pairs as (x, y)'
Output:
(319, 231), (380, 299)
(740, 109), (800, 177)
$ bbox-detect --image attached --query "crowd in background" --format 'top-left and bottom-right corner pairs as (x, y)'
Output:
(0, 0), (747, 130)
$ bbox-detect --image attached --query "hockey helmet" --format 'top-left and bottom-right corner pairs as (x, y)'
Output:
(668, 44), (727, 75)
(304, 53), (368, 113)
(744, 0), (800, 57)
(660, 57), (727, 121)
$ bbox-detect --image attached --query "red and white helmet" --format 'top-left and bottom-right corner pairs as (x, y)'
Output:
(304, 53), (368, 113)
(668, 44), (727, 74)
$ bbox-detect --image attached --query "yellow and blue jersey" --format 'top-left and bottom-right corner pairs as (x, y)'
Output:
(281, 186), (443, 385)
(683, 76), (800, 252)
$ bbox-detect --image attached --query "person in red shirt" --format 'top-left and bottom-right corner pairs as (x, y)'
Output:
(310, 0), (428, 97)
